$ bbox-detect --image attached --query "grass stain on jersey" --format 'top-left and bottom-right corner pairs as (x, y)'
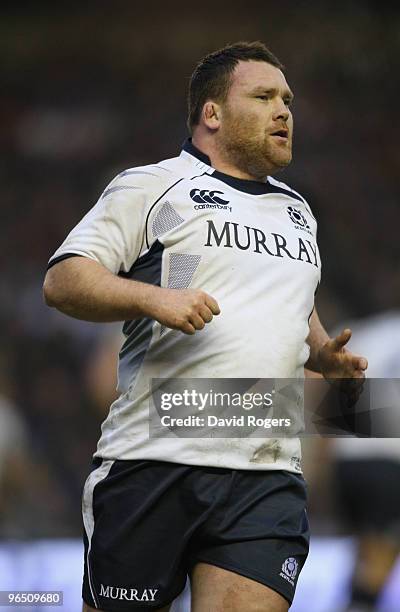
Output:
(250, 440), (282, 463)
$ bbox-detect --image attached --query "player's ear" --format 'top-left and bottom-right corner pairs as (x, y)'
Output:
(202, 101), (221, 130)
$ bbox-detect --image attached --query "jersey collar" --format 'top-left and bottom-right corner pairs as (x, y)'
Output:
(181, 138), (302, 201)
(180, 138), (213, 173)
(181, 138), (270, 194)
(182, 138), (212, 166)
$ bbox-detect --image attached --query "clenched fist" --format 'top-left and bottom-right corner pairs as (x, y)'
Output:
(148, 287), (220, 335)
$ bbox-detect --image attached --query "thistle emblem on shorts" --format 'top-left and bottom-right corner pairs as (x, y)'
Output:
(282, 557), (298, 580)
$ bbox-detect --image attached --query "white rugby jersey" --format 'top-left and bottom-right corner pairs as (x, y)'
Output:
(48, 140), (321, 472)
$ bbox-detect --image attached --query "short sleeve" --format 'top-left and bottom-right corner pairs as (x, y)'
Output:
(48, 174), (147, 275)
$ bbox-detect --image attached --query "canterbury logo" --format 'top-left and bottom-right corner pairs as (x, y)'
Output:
(190, 189), (229, 205)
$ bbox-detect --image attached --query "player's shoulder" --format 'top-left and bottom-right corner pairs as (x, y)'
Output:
(267, 176), (315, 218)
(117, 155), (186, 182)
(102, 154), (195, 202)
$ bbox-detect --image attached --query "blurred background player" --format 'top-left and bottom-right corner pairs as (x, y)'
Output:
(331, 312), (400, 612)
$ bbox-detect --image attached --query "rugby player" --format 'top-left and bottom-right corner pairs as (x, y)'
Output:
(43, 42), (367, 612)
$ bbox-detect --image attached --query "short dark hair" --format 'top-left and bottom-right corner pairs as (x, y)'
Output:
(187, 41), (284, 133)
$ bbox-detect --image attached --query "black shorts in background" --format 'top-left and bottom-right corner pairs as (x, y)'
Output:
(333, 458), (400, 536)
(82, 459), (310, 611)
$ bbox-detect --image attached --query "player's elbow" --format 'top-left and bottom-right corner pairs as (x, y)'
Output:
(43, 274), (56, 307)
(43, 269), (65, 308)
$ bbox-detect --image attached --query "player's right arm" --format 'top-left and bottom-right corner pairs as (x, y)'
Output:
(43, 169), (220, 335)
(43, 257), (219, 334)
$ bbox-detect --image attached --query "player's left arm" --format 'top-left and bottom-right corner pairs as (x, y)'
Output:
(305, 307), (368, 379)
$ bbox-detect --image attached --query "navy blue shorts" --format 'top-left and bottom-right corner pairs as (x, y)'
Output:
(333, 458), (400, 536)
(82, 459), (309, 610)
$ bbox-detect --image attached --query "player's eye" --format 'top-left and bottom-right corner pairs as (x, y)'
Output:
(284, 98), (293, 107)
(256, 95), (270, 101)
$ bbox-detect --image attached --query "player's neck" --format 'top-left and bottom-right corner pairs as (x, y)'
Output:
(191, 135), (267, 183)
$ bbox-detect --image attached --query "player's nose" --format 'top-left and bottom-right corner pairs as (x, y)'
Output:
(272, 98), (290, 122)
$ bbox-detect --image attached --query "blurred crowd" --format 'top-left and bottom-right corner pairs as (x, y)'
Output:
(1, 0), (399, 558)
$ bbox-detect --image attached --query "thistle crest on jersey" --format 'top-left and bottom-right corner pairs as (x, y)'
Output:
(287, 206), (310, 230)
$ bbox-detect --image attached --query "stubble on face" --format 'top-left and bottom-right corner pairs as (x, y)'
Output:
(217, 102), (292, 181)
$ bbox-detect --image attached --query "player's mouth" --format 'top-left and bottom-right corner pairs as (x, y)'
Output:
(270, 129), (289, 142)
